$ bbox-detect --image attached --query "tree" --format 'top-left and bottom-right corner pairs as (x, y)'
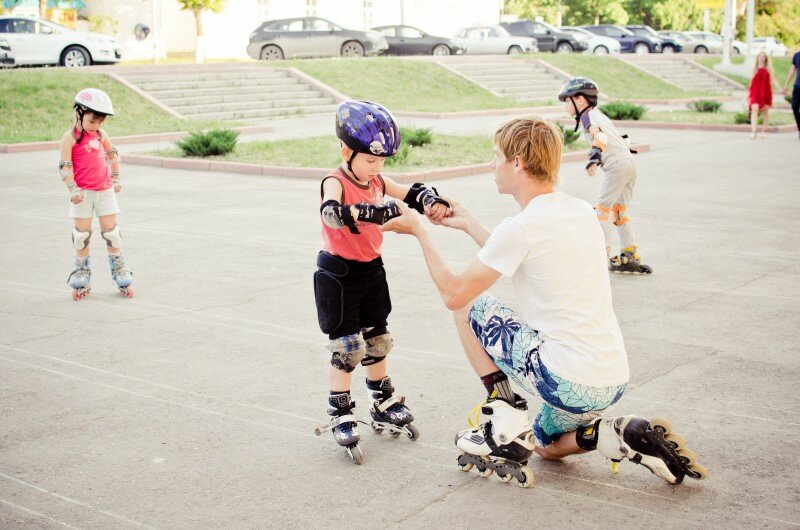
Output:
(176, 0), (227, 64)
(563, 0), (629, 26)
(504, 0), (568, 25)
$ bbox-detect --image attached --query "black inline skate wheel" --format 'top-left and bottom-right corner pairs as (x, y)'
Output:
(347, 445), (363, 465)
(406, 424), (420, 441)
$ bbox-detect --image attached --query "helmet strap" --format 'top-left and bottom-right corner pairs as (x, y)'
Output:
(73, 105), (86, 143)
(346, 150), (357, 174)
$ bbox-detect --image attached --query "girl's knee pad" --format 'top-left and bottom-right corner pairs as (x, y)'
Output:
(72, 227), (91, 250)
(101, 224), (122, 248)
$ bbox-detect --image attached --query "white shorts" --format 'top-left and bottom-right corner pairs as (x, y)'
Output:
(68, 188), (120, 219)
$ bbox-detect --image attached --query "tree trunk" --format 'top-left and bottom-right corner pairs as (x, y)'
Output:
(594, 14), (600, 25)
(39, 0), (46, 19)
(194, 8), (205, 64)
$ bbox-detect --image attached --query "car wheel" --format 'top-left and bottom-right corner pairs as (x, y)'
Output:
(432, 44), (450, 56)
(732, 47), (741, 55)
(507, 45), (522, 55)
(593, 45), (609, 56)
(341, 41), (365, 58)
(694, 45), (708, 54)
(61, 45), (91, 67)
(634, 43), (650, 55)
(259, 45), (284, 61)
(556, 42), (574, 53)
(662, 45), (675, 54)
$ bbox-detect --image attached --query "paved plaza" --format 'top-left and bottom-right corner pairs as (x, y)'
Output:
(1, 118), (799, 528)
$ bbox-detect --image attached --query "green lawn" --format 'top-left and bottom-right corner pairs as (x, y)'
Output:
(277, 57), (533, 112)
(645, 109), (795, 125)
(693, 56), (794, 87)
(533, 53), (713, 99)
(0, 69), (229, 143)
(149, 133), (588, 172)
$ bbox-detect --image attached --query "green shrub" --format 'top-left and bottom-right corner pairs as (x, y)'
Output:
(599, 102), (646, 121)
(688, 100), (722, 113)
(176, 129), (239, 157)
(384, 143), (411, 166)
(402, 127), (433, 147)
(786, 95), (793, 104)
(734, 110), (768, 125)
(556, 122), (581, 146)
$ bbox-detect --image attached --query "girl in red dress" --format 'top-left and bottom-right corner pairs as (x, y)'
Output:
(748, 51), (781, 139)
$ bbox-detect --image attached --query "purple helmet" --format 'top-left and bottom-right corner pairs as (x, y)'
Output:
(335, 101), (400, 157)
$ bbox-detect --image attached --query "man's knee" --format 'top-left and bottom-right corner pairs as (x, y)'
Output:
(329, 333), (366, 373)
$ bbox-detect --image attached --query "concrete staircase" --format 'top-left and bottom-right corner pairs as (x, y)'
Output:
(620, 56), (743, 94)
(115, 64), (339, 124)
(441, 58), (567, 103)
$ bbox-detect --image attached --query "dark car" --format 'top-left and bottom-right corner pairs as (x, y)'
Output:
(246, 17), (388, 60)
(501, 19), (588, 53)
(583, 25), (661, 54)
(372, 25), (465, 56)
(626, 25), (683, 53)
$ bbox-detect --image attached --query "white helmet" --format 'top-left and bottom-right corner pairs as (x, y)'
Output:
(74, 88), (115, 116)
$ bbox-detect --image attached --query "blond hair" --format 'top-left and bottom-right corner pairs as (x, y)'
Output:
(753, 51), (776, 79)
(494, 115), (562, 186)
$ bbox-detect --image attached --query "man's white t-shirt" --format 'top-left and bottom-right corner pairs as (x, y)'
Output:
(477, 191), (629, 387)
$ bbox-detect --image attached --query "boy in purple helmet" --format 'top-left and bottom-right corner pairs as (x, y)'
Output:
(313, 101), (451, 464)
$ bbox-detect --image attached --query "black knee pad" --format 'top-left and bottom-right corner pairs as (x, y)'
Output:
(361, 326), (392, 366)
(329, 333), (366, 373)
(314, 251), (349, 334)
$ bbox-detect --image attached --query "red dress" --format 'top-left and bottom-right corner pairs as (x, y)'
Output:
(748, 67), (773, 107)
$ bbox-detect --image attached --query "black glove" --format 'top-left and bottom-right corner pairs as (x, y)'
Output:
(403, 182), (450, 214)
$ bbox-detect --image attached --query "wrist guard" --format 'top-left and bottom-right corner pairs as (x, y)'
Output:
(586, 146), (603, 170)
(403, 182), (450, 214)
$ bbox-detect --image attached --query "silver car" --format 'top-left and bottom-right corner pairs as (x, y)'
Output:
(454, 25), (537, 55)
(247, 17), (388, 60)
(561, 26), (620, 55)
(661, 30), (709, 53)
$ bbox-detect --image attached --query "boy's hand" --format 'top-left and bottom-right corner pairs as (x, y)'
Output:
(586, 164), (598, 177)
(424, 201), (451, 222)
(381, 202), (423, 236)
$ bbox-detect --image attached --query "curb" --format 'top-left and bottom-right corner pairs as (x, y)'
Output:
(394, 105), (563, 119)
(0, 124), (274, 154)
(611, 120), (795, 133)
(123, 143), (651, 182)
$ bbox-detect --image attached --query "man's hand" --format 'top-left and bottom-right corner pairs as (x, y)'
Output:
(381, 202), (423, 236)
(428, 195), (473, 232)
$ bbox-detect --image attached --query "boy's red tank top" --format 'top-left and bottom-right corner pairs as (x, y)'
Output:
(72, 129), (111, 190)
(320, 167), (386, 262)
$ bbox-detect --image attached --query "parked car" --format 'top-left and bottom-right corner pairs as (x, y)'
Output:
(625, 25), (683, 53)
(0, 37), (14, 67)
(372, 25), (465, 56)
(500, 19), (588, 53)
(0, 16), (120, 67)
(247, 17), (388, 60)
(583, 24), (661, 54)
(658, 30), (706, 53)
(453, 25), (537, 55)
(751, 37), (787, 56)
(561, 26), (620, 55)
(684, 31), (745, 55)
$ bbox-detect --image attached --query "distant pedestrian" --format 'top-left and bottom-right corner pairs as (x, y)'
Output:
(782, 36), (800, 140)
(748, 51), (781, 139)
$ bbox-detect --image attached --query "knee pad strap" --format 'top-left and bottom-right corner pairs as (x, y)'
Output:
(101, 224), (122, 249)
(595, 204), (611, 222)
(612, 204), (629, 226)
(72, 227), (91, 250)
(329, 333), (366, 373)
(361, 326), (392, 366)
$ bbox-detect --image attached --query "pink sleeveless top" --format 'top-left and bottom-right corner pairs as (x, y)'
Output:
(320, 167), (386, 262)
(72, 129), (111, 190)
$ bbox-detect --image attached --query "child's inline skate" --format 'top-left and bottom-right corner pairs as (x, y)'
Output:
(366, 376), (419, 441)
(67, 256), (91, 301)
(108, 253), (134, 297)
(609, 246), (652, 274)
(455, 394), (536, 488)
(315, 392), (363, 464)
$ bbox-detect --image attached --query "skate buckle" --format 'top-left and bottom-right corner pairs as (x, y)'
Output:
(611, 460), (620, 475)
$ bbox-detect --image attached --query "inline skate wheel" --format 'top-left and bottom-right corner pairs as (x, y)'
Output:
(477, 458), (493, 478)
(677, 448), (699, 467)
(122, 287), (134, 298)
(371, 425), (384, 435)
(495, 471), (513, 483)
(406, 424), (420, 441)
(457, 452), (474, 472)
(347, 445), (363, 465)
(665, 433), (685, 450)
(516, 467), (535, 488)
(650, 417), (673, 435)
(688, 462), (709, 480)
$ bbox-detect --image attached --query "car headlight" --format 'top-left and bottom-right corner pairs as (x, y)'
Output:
(0, 38), (10, 51)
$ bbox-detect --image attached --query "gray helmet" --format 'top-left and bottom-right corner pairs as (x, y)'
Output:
(558, 77), (599, 102)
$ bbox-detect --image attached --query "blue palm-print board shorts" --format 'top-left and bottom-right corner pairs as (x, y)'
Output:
(469, 295), (627, 446)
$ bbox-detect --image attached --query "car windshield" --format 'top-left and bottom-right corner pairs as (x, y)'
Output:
(492, 25), (511, 37)
(43, 19), (72, 32)
(616, 26), (635, 36)
(538, 21), (558, 33)
(564, 27), (590, 36)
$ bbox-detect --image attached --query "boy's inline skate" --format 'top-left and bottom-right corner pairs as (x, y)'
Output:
(609, 247), (652, 275)
(455, 394), (536, 488)
(315, 392), (364, 464)
(366, 376), (419, 441)
(67, 256), (92, 301)
(596, 415), (708, 483)
(108, 253), (134, 297)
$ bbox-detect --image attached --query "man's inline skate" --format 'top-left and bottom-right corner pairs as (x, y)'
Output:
(67, 256), (91, 301)
(455, 394), (536, 488)
(366, 376), (419, 441)
(609, 246), (652, 275)
(596, 415), (708, 483)
(315, 392), (364, 464)
(108, 253), (134, 297)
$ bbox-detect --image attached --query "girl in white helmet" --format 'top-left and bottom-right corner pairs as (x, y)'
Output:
(59, 88), (133, 300)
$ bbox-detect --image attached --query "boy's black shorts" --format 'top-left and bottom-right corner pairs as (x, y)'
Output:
(314, 251), (392, 340)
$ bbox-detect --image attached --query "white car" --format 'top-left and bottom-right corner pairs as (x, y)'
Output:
(560, 26), (620, 55)
(0, 16), (120, 67)
(684, 31), (746, 55)
(454, 25), (537, 55)
(0, 37), (14, 66)
(751, 37), (787, 57)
